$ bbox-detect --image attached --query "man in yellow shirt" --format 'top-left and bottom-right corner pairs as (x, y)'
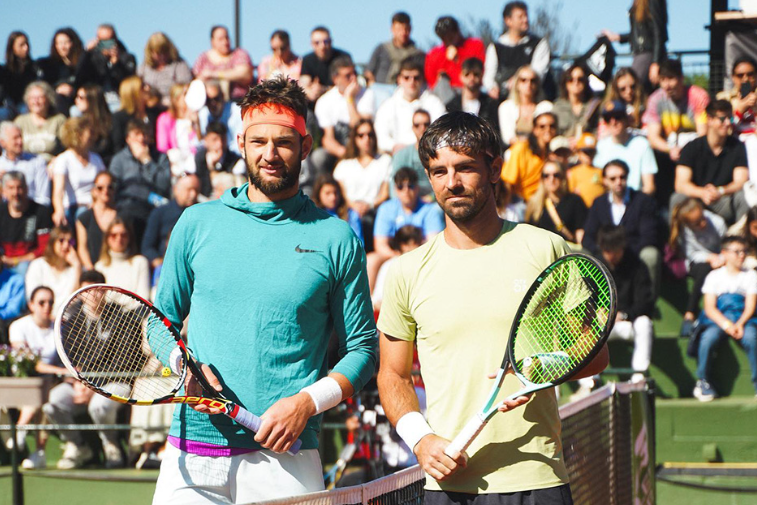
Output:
(377, 111), (608, 504)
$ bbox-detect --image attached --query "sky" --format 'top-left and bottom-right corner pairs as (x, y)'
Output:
(0, 0), (722, 69)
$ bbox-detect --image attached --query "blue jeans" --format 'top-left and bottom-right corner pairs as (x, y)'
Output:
(697, 323), (757, 387)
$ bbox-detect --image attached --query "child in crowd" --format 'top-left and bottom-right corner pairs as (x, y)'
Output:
(692, 236), (757, 401)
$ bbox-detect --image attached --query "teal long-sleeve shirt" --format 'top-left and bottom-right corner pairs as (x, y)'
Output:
(155, 185), (377, 450)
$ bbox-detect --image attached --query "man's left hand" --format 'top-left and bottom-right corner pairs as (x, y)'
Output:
(255, 392), (315, 453)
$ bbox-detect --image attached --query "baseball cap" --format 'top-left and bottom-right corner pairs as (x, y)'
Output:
(602, 100), (628, 119)
(576, 133), (597, 151)
(549, 136), (571, 153)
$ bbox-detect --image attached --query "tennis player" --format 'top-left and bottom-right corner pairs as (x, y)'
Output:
(152, 76), (377, 504)
(377, 111), (609, 505)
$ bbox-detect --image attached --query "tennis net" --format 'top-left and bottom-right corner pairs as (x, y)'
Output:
(254, 381), (655, 505)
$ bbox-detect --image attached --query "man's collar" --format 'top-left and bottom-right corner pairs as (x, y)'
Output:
(608, 187), (631, 205)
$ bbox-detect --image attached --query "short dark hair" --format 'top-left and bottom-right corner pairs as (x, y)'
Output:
(391, 225), (424, 251)
(329, 55), (354, 78)
(392, 12), (411, 25)
(435, 16), (460, 39)
(29, 285), (53, 303)
(210, 25), (227, 39)
(721, 235), (748, 249)
(311, 26), (330, 36)
(394, 167), (419, 186)
(270, 30), (290, 47)
(206, 121), (228, 138)
(418, 111), (503, 170)
(732, 57), (757, 75)
(461, 57), (484, 75)
(504, 1), (528, 18)
(125, 119), (149, 137)
(413, 109), (430, 120)
(398, 56), (424, 76)
(602, 159), (630, 178)
(238, 75), (308, 128)
(659, 59), (683, 79)
(597, 225), (627, 252)
(80, 269), (106, 285)
(706, 99), (733, 118)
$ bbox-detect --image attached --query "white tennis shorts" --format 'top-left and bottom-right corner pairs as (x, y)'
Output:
(152, 443), (324, 504)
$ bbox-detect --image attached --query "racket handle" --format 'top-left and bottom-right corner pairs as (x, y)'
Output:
(232, 404), (303, 454)
(444, 414), (487, 459)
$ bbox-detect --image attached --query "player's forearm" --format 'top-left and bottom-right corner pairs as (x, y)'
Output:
(571, 343), (609, 379)
(377, 367), (420, 425)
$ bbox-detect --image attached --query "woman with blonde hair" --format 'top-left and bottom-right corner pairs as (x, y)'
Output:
(497, 65), (553, 146)
(669, 197), (727, 335)
(156, 83), (200, 175)
(598, 67), (646, 137)
(137, 32), (193, 107)
(525, 160), (587, 246)
(13, 81), (66, 161)
(94, 217), (151, 300)
(111, 75), (161, 151)
(25, 226), (81, 315)
(51, 116), (105, 226)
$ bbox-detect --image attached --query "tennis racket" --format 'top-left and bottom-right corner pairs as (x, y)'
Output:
(54, 284), (302, 453)
(444, 253), (616, 459)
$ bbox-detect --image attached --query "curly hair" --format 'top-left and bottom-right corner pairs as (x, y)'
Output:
(238, 75), (308, 126)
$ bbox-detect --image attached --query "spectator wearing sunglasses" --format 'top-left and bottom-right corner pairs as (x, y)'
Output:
(502, 111), (558, 201)
(299, 26), (351, 104)
(367, 168), (445, 290)
(594, 100), (658, 195)
(671, 99), (750, 226)
(717, 57), (757, 139)
(198, 80), (243, 154)
(582, 159), (660, 297)
(257, 30), (302, 82)
(389, 109), (433, 201)
(374, 58), (446, 155)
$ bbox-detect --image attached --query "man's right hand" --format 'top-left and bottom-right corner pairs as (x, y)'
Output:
(414, 434), (467, 482)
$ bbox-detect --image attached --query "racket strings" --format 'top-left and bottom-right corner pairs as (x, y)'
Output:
(59, 288), (182, 401)
(514, 258), (611, 384)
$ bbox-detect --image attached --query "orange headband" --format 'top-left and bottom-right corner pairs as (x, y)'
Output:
(242, 103), (307, 137)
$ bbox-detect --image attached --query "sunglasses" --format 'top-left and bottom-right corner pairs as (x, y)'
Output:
(396, 183), (417, 190)
(95, 184), (115, 191)
(400, 74), (422, 82)
(313, 38), (332, 46)
(36, 299), (54, 306)
(568, 76), (585, 83)
(542, 172), (562, 179)
(519, 77), (537, 83)
(617, 85), (635, 92)
(108, 231), (129, 238)
(735, 72), (756, 79)
(535, 123), (557, 130)
(606, 175), (627, 181)
(357, 132), (374, 139)
(711, 115), (732, 124)
(413, 122), (430, 128)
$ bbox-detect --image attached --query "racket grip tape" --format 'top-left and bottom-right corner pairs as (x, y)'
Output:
(444, 414), (487, 459)
(232, 404), (303, 454)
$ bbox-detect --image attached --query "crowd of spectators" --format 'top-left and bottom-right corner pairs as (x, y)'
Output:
(2, 0), (757, 471)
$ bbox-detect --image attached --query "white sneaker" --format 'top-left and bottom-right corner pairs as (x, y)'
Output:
(57, 442), (93, 469)
(631, 373), (645, 384)
(102, 440), (124, 469)
(5, 430), (26, 451)
(22, 449), (46, 470)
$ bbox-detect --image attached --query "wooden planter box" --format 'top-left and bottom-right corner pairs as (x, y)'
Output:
(0, 377), (49, 408)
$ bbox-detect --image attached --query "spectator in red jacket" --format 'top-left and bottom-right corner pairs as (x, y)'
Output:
(424, 16), (485, 90)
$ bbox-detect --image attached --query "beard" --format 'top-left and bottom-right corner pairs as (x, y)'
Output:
(246, 157), (301, 196)
(438, 186), (489, 223)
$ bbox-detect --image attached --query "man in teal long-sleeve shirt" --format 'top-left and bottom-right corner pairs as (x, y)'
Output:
(152, 76), (377, 505)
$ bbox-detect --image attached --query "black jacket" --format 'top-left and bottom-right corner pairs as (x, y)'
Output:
(607, 250), (654, 321)
(620, 0), (668, 62)
(446, 93), (500, 132)
(582, 189), (658, 256)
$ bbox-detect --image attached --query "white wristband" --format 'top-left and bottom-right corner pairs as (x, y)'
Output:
(396, 411), (434, 451)
(301, 377), (343, 414)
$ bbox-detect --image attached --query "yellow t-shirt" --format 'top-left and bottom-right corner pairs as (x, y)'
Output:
(567, 164), (605, 207)
(501, 140), (545, 201)
(377, 222), (572, 494)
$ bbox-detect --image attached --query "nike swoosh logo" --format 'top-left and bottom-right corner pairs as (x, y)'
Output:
(295, 245), (319, 253)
